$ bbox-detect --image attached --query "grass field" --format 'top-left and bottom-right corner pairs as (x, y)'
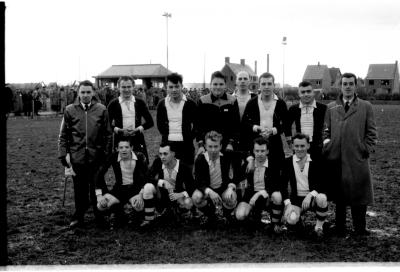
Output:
(5, 105), (400, 265)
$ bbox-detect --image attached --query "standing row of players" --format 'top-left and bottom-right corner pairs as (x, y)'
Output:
(58, 71), (377, 238)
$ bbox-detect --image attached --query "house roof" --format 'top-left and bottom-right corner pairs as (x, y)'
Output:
(366, 63), (398, 79)
(223, 63), (257, 77)
(95, 64), (172, 79)
(303, 65), (329, 80)
(329, 67), (341, 81)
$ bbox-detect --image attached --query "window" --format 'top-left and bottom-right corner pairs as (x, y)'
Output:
(380, 80), (390, 86)
(231, 76), (234, 81)
(388, 88), (391, 94)
(369, 80), (374, 86)
(316, 80), (321, 85)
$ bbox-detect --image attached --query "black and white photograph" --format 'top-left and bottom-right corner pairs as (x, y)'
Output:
(2, 0), (400, 270)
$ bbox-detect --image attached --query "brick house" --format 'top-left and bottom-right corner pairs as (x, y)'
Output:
(365, 61), (399, 94)
(302, 62), (332, 92)
(220, 57), (258, 92)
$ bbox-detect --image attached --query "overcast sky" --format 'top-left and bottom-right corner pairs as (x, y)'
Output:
(5, 0), (400, 86)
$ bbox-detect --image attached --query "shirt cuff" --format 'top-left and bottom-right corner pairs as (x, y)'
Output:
(204, 188), (212, 196)
(228, 183), (236, 191)
(272, 127), (277, 135)
(284, 199), (291, 206)
(113, 127), (120, 133)
(95, 189), (102, 196)
(310, 190), (318, 197)
(253, 125), (260, 132)
(323, 139), (331, 145)
(137, 126), (144, 132)
(182, 191), (189, 198)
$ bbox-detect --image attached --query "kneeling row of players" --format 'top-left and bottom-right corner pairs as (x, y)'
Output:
(93, 131), (328, 236)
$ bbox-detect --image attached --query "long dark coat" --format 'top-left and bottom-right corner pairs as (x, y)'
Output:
(323, 95), (377, 205)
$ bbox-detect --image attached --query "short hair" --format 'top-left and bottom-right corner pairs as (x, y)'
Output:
(258, 72), (275, 84)
(298, 81), (312, 88)
(117, 136), (133, 146)
(236, 70), (249, 78)
(159, 140), (178, 154)
(292, 133), (310, 143)
(210, 71), (226, 83)
(204, 130), (223, 143)
(253, 136), (269, 147)
(167, 73), (183, 84)
(117, 76), (135, 87)
(340, 73), (357, 86)
(78, 80), (94, 91)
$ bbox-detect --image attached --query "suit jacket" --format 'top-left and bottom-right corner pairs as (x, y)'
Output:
(148, 157), (195, 196)
(288, 101), (327, 153)
(94, 151), (148, 196)
(280, 156), (324, 202)
(156, 97), (197, 149)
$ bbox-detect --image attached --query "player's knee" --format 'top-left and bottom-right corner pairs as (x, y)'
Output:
(143, 183), (156, 199)
(315, 193), (327, 208)
(271, 191), (282, 205)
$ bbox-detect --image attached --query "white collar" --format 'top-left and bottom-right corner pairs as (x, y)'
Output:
(117, 151), (138, 162)
(162, 159), (180, 173)
(255, 159), (269, 168)
(119, 95), (136, 104)
(81, 102), (91, 109)
(343, 96), (354, 105)
(233, 90), (250, 97)
(204, 152), (223, 165)
(166, 94), (187, 103)
(293, 154), (312, 163)
(299, 100), (316, 109)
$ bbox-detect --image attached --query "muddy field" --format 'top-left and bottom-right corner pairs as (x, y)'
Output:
(5, 105), (400, 265)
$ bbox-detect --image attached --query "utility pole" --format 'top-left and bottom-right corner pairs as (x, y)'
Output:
(282, 36), (287, 99)
(162, 12), (171, 70)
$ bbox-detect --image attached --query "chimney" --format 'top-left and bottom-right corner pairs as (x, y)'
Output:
(254, 60), (257, 75)
(240, 59), (245, 66)
(225, 57), (230, 64)
(318, 61), (320, 66)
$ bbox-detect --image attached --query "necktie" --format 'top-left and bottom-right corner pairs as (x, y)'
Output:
(344, 102), (350, 113)
(84, 104), (89, 111)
